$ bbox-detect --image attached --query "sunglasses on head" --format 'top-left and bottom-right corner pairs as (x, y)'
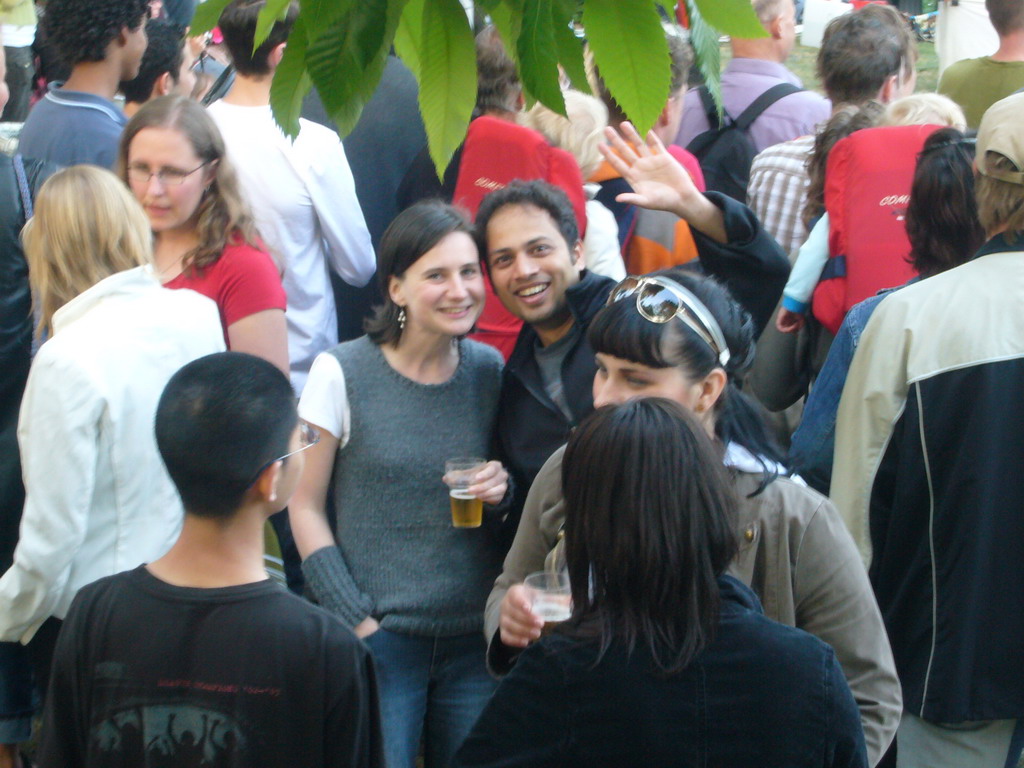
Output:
(607, 275), (731, 367)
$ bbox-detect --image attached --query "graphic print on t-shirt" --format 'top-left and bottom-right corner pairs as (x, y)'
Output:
(90, 702), (246, 767)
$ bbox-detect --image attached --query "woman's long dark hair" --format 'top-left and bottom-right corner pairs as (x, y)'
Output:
(905, 128), (984, 277)
(587, 269), (785, 491)
(562, 399), (738, 674)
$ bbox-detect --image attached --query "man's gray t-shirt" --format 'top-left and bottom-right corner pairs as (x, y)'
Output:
(534, 324), (581, 422)
(19, 84), (127, 168)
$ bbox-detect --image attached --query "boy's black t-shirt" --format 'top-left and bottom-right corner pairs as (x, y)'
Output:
(37, 566), (383, 768)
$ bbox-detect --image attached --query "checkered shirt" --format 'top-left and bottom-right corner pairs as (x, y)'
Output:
(747, 134), (815, 258)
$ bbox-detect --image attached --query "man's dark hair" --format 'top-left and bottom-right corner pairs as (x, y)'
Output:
(817, 4), (916, 105)
(219, 0), (299, 77)
(475, 179), (579, 264)
(986, 0), (1024, 37)
(562, 398), (738, 674)
(43, 0), (149, 67)
(155, 352), (297, 519)
(121, 19), (185, 104)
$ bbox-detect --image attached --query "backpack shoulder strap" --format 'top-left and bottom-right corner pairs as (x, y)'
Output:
(13, 154), (32, 221)
(735, 82), (803, 132)
(697, 86), (725, 129)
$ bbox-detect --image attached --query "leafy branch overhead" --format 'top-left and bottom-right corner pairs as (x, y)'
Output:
(191, 0), (765, 177)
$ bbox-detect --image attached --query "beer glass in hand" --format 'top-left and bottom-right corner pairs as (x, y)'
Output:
(444, 457), (486, 527)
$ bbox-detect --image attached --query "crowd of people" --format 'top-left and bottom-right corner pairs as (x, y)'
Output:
(1, 0), (1024, 766)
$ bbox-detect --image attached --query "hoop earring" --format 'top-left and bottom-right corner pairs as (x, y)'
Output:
(397, 307), (406, 331)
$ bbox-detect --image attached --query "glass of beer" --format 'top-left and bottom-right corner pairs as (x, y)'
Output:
(444, 457), (485, 528)
(524, 571), (572, 632)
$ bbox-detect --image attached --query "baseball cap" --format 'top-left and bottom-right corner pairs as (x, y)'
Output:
(976, 92), (1024, 185)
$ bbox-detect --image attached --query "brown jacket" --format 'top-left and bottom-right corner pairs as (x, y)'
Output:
(485, 445), (901, 767)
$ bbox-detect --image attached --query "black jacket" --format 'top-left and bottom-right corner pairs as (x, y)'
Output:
(832, 233), (1024, 722)
(495, 270), (614, 541)
(689, 191), (789, 336)
(457, 577), (867, 768)
(1, 154), (56, 568)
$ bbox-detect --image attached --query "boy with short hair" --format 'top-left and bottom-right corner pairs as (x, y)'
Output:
(37, 352), (384, 768)
(19, 0), (149, 167)
(121, 18), (196, 116)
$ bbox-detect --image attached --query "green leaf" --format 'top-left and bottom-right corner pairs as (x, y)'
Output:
(254, 0), (293, 50)
(686, 0), (721, 114)
(300, 0), (354, 41)
(394, 0), (426, 82)
(551, 0), (589, 94)
(488, 0), (523, 70)
(190, 0), (232, 34)
(306, 0), (407, 136)
(418, 0), (477, 180)
(583, 0), (670, 133)
(517, 0), (565, 115)
(269, 15), (313, 138)
(693, 0), (766, 38)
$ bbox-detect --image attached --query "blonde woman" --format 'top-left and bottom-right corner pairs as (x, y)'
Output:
(522, 91), (625, 280)
(118, 95), (288, 373)
(0, 167), (223, 678)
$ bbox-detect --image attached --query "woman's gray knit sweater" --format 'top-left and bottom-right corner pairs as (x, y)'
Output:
(302, 335), (505, 637)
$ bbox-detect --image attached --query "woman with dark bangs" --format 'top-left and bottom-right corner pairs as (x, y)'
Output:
(460, 399), (867, 768)
(481, 124), (903, 765)
(484, 269), (901, 763)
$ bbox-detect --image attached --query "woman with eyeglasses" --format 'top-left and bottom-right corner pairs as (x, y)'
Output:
(0, 165), (222, 689)
(289, 200), (510, 768)
(459, 399), (868, 768)
(484, 125), (902, 767)
(118, 94), (288, 374)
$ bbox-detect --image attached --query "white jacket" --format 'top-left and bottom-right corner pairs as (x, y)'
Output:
(0, 267), (224, 643)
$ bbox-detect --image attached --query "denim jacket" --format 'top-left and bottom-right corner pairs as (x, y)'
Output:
(789, 284), (911, 494)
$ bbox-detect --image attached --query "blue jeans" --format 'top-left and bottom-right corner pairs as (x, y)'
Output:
(0, 641), (33, 744)
(363, 629), (496, 768)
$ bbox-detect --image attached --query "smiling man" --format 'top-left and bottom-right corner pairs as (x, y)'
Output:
(476, 181), (613, 540)
(478, 134), (788, 539)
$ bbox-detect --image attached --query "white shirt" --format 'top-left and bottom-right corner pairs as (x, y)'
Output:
(581, 188), (625, 282)
(208, 101), (375, 393)
(298, 352), (352, 447)
(0, 268), (224, 642)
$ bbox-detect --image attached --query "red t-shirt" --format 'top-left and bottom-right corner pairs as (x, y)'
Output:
(165, 239), (286, 347)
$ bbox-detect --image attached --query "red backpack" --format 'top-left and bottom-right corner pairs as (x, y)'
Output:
(811, 123), (940, 335)
(452, 116), (587, 360)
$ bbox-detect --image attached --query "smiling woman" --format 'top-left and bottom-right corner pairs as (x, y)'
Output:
(116, 94), (288, 374)
(289, 200), (512, 768)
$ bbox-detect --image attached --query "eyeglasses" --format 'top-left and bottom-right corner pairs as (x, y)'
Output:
(246, 422), (320, 487)
(126, 161), (211, 187)
(607, 275), (731, 367)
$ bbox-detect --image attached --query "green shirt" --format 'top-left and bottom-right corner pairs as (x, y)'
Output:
(938, 56), (1024, 129)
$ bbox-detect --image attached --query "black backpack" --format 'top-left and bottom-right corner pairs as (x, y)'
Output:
(685, 82), (803, 202)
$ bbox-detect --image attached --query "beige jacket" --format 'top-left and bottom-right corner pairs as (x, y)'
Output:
(485, 445), (901, 767)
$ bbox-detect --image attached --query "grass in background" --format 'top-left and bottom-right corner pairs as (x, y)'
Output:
(720, 40), (938, 96)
